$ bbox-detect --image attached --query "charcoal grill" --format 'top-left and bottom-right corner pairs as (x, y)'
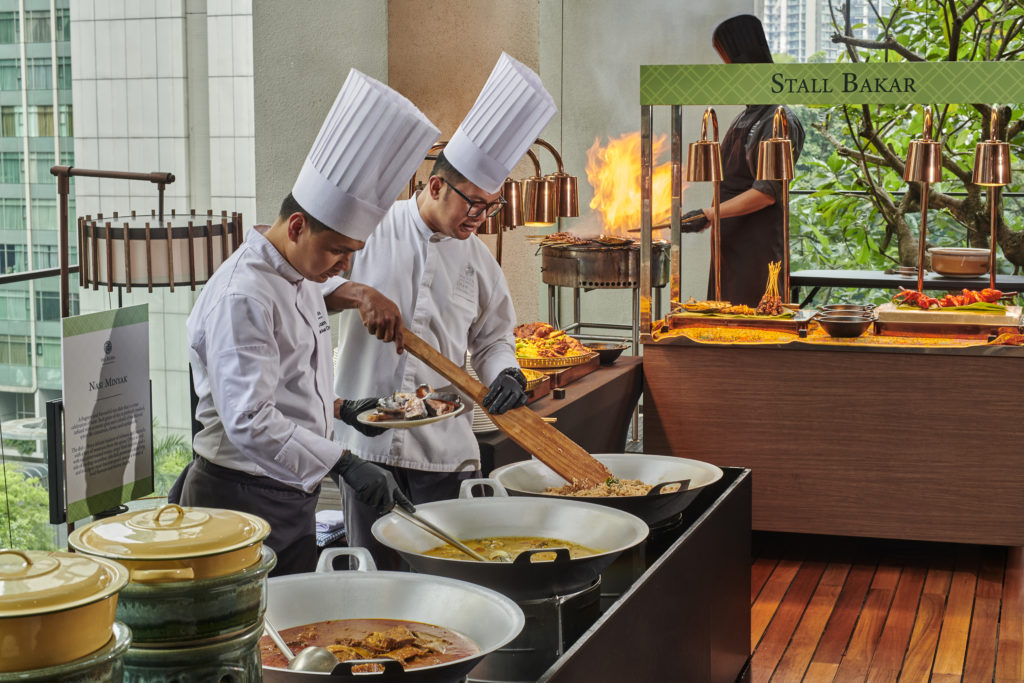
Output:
(540, 241), (670, 289)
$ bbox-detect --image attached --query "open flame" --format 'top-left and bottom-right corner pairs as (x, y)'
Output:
(585, 132), (684, 237)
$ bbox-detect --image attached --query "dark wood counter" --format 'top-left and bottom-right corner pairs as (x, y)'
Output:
(475, 356), (642, 473)
(642, 340), (1024, 546)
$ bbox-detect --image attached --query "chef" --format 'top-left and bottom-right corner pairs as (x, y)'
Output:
(681, 14), (805, 306)
(180, 70), (440, 576)
(322, 53), (557, 568)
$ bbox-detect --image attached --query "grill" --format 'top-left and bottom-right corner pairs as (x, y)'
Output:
(540, 240), (670, 289)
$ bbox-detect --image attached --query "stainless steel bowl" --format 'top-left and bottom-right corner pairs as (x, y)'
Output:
(583, 342), (630, 364)
(816, 314), (873, 338)
(263, 548), (524, 683)
(819, 304), (876, 315)
(372, 489), (649, 600)
(489, 454), (723, 526)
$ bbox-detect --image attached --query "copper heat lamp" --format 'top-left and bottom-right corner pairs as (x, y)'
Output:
(686, 107), (724, 300)
(972, 105), (1012, 290)
(903, 106), (943, 292)
(756, 106), (795, 302)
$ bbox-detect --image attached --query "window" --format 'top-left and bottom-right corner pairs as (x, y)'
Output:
(57, 57), (70, 90)
(25, 58), (51, 91)
(0, 334), (30, 365)
(34, 290), (60, 321)
(0, 59), (20, 91)
(0, 12), (18, 44)
(30, 151), (53, 183)
(0, 197), (26, 228)
(32, 244), (58, 269)
(24, 11), (49, 44)
(0, 242), (26, 273)
(2, 105), (23, 137)
(0, 290), (29, 320)
(27, 105), (53, 137)
(0, 151), (22, 183)
(30, 197), (56, 229)
(57, 105), (71, 137)
(37, 338), (60, 367)
(55, 8), (70, 43)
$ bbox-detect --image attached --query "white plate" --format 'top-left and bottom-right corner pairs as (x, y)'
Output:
(356, 402), (466, 429)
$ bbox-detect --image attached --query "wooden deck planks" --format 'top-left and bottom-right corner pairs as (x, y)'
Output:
(751, 560), (826, 682)
(770, 563), (850, 682)
(995, 546), (1024, 682)
(751, 533), (1018, 683)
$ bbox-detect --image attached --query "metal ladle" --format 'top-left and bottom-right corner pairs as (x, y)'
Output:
(264, 616), (343, 673)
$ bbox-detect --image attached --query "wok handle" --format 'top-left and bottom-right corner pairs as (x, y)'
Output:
(315, 547), (376, 573)
(513, 546), (573, 565)
(647, 479), (691, 496)
(459, 478), (509, 499)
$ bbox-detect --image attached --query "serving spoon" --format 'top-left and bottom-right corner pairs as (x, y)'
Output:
(265, 616), (346, 673)
(390, 504), (507, 562)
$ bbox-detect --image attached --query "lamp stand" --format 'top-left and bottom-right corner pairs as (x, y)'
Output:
(916, 181), (930, 292)
(712, 181), (722, 300)
(989, 186), (999, 291)
(782, 181), (791, 303)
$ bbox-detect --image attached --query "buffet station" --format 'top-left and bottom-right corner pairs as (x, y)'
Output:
(636, 61), (1024, 547)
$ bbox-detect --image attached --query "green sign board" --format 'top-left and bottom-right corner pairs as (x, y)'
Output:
(640, 62), (1024, 105)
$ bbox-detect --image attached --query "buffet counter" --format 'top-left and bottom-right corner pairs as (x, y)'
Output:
(642, 331), (1024, 546)
(475, 356), (642, 473)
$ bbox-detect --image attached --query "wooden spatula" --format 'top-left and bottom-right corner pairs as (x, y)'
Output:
(401, 330), (612, 486)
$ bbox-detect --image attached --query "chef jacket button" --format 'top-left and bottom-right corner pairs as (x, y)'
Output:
(247, 413), (254, 419)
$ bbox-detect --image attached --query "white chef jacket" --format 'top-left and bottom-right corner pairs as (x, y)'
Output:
(188, 226), (340, 493)
(324, 196), (517, 472)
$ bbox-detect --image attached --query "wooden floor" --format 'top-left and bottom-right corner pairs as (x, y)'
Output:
(750, 532), (1024, 683)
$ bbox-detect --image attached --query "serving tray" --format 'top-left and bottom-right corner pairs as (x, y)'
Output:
(873, 303), (1023, 338)
(666, 309), (814, 334)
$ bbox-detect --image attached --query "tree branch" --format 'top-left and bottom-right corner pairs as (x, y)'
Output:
(830, 34), (926, 61)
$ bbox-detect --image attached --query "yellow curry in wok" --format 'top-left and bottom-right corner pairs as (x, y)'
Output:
(424, 536), (599, 563)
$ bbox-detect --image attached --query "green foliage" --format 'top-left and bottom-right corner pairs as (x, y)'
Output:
(1, 439), (35, 456)
(0, 466), (56, 550)
(152, 427), (192, 497)
(787, 0), (1024, 304)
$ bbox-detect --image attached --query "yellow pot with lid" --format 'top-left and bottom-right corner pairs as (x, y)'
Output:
(0, 548), (129, 672)
(68, 503), (271, 583)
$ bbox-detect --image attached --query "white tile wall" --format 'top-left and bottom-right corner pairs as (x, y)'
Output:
(93, 20), (112, 78)
(107, 20), (128, 79)
(155, 18), (184, 78)
(74, 0), (95, 22)
(207, 0), (233, 17)
(232, 14), (252, 76)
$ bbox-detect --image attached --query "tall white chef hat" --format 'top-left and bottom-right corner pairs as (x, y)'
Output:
(292, 69), (440, 241)
(444, 53), (557, 194)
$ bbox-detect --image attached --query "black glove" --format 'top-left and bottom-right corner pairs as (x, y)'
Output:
(680, 208), (709, 233)
(332, 452), (412, 512)
(482, 367), (528, 415)
(336, 397), (388, 437)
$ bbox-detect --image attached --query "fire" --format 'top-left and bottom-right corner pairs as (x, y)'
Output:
(585, 132), (683, 237)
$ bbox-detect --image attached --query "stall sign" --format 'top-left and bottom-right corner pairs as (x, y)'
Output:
(61, 304), (153, 523)
(641, 62), (1024, 105)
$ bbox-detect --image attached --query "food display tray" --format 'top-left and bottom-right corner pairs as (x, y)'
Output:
(517, 351), (599, 369)
(874, 303), (1023, 338)
(666, 309), (813, 334)
(541, 354), (600, 388)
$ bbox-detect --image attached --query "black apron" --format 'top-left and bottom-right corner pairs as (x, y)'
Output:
(707, 105), (785, 307)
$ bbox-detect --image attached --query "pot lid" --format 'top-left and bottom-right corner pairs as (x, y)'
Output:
(0, 549), (129, 617)
(68, 504), (271, 561)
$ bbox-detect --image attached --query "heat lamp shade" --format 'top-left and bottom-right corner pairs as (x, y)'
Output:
(972, 141), (1012, 187)
(756, 138), (794, 181)
(80, 212), (242, 289)
(686, 141), (723, 183)
(903, 139), (942, 183)
(522, 176), (556, 227)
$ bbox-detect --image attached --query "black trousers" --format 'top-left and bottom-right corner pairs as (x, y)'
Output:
(180, 457), (319, 576)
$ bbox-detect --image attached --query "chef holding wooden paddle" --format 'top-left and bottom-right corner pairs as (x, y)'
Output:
(179, 71), (439, 575)
(322, 53), (558, 569)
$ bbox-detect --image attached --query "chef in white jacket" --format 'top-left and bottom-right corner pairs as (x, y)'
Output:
(323, 53), (557, 568)
(181, 70), (439, 576)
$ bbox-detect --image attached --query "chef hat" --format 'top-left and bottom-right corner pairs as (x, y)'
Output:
(444, 53), (557, 194)
(292, 69), (440, 241)
(712, 14), (773, 65)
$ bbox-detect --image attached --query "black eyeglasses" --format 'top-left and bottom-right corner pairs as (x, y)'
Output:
(442, 178), (506, 218)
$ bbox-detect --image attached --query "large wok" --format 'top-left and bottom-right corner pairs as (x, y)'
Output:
(372, 482), (648, 600)
(263, 548), (523, 682)
(489, 453), (724, 526)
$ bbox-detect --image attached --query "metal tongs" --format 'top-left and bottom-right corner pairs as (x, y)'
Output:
(390, 501), (506, 562)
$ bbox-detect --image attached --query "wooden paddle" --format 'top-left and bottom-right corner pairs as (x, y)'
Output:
(400, 329), (612, 486)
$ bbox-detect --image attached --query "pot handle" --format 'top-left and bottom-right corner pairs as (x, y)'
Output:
(0, 549), (32, 575)
(316, 547), (377, 573)
(329, 658), (405, 677)
(459, 478), (509, 498)
(513, 547), (573, 565)
(130, 567), (195, 583)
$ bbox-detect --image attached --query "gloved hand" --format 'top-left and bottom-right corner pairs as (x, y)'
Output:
(482, 367), (528, 415)
(332, 452), (412, 512)
(680, 208), (709, 233)
(335, 397), (388, 437)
